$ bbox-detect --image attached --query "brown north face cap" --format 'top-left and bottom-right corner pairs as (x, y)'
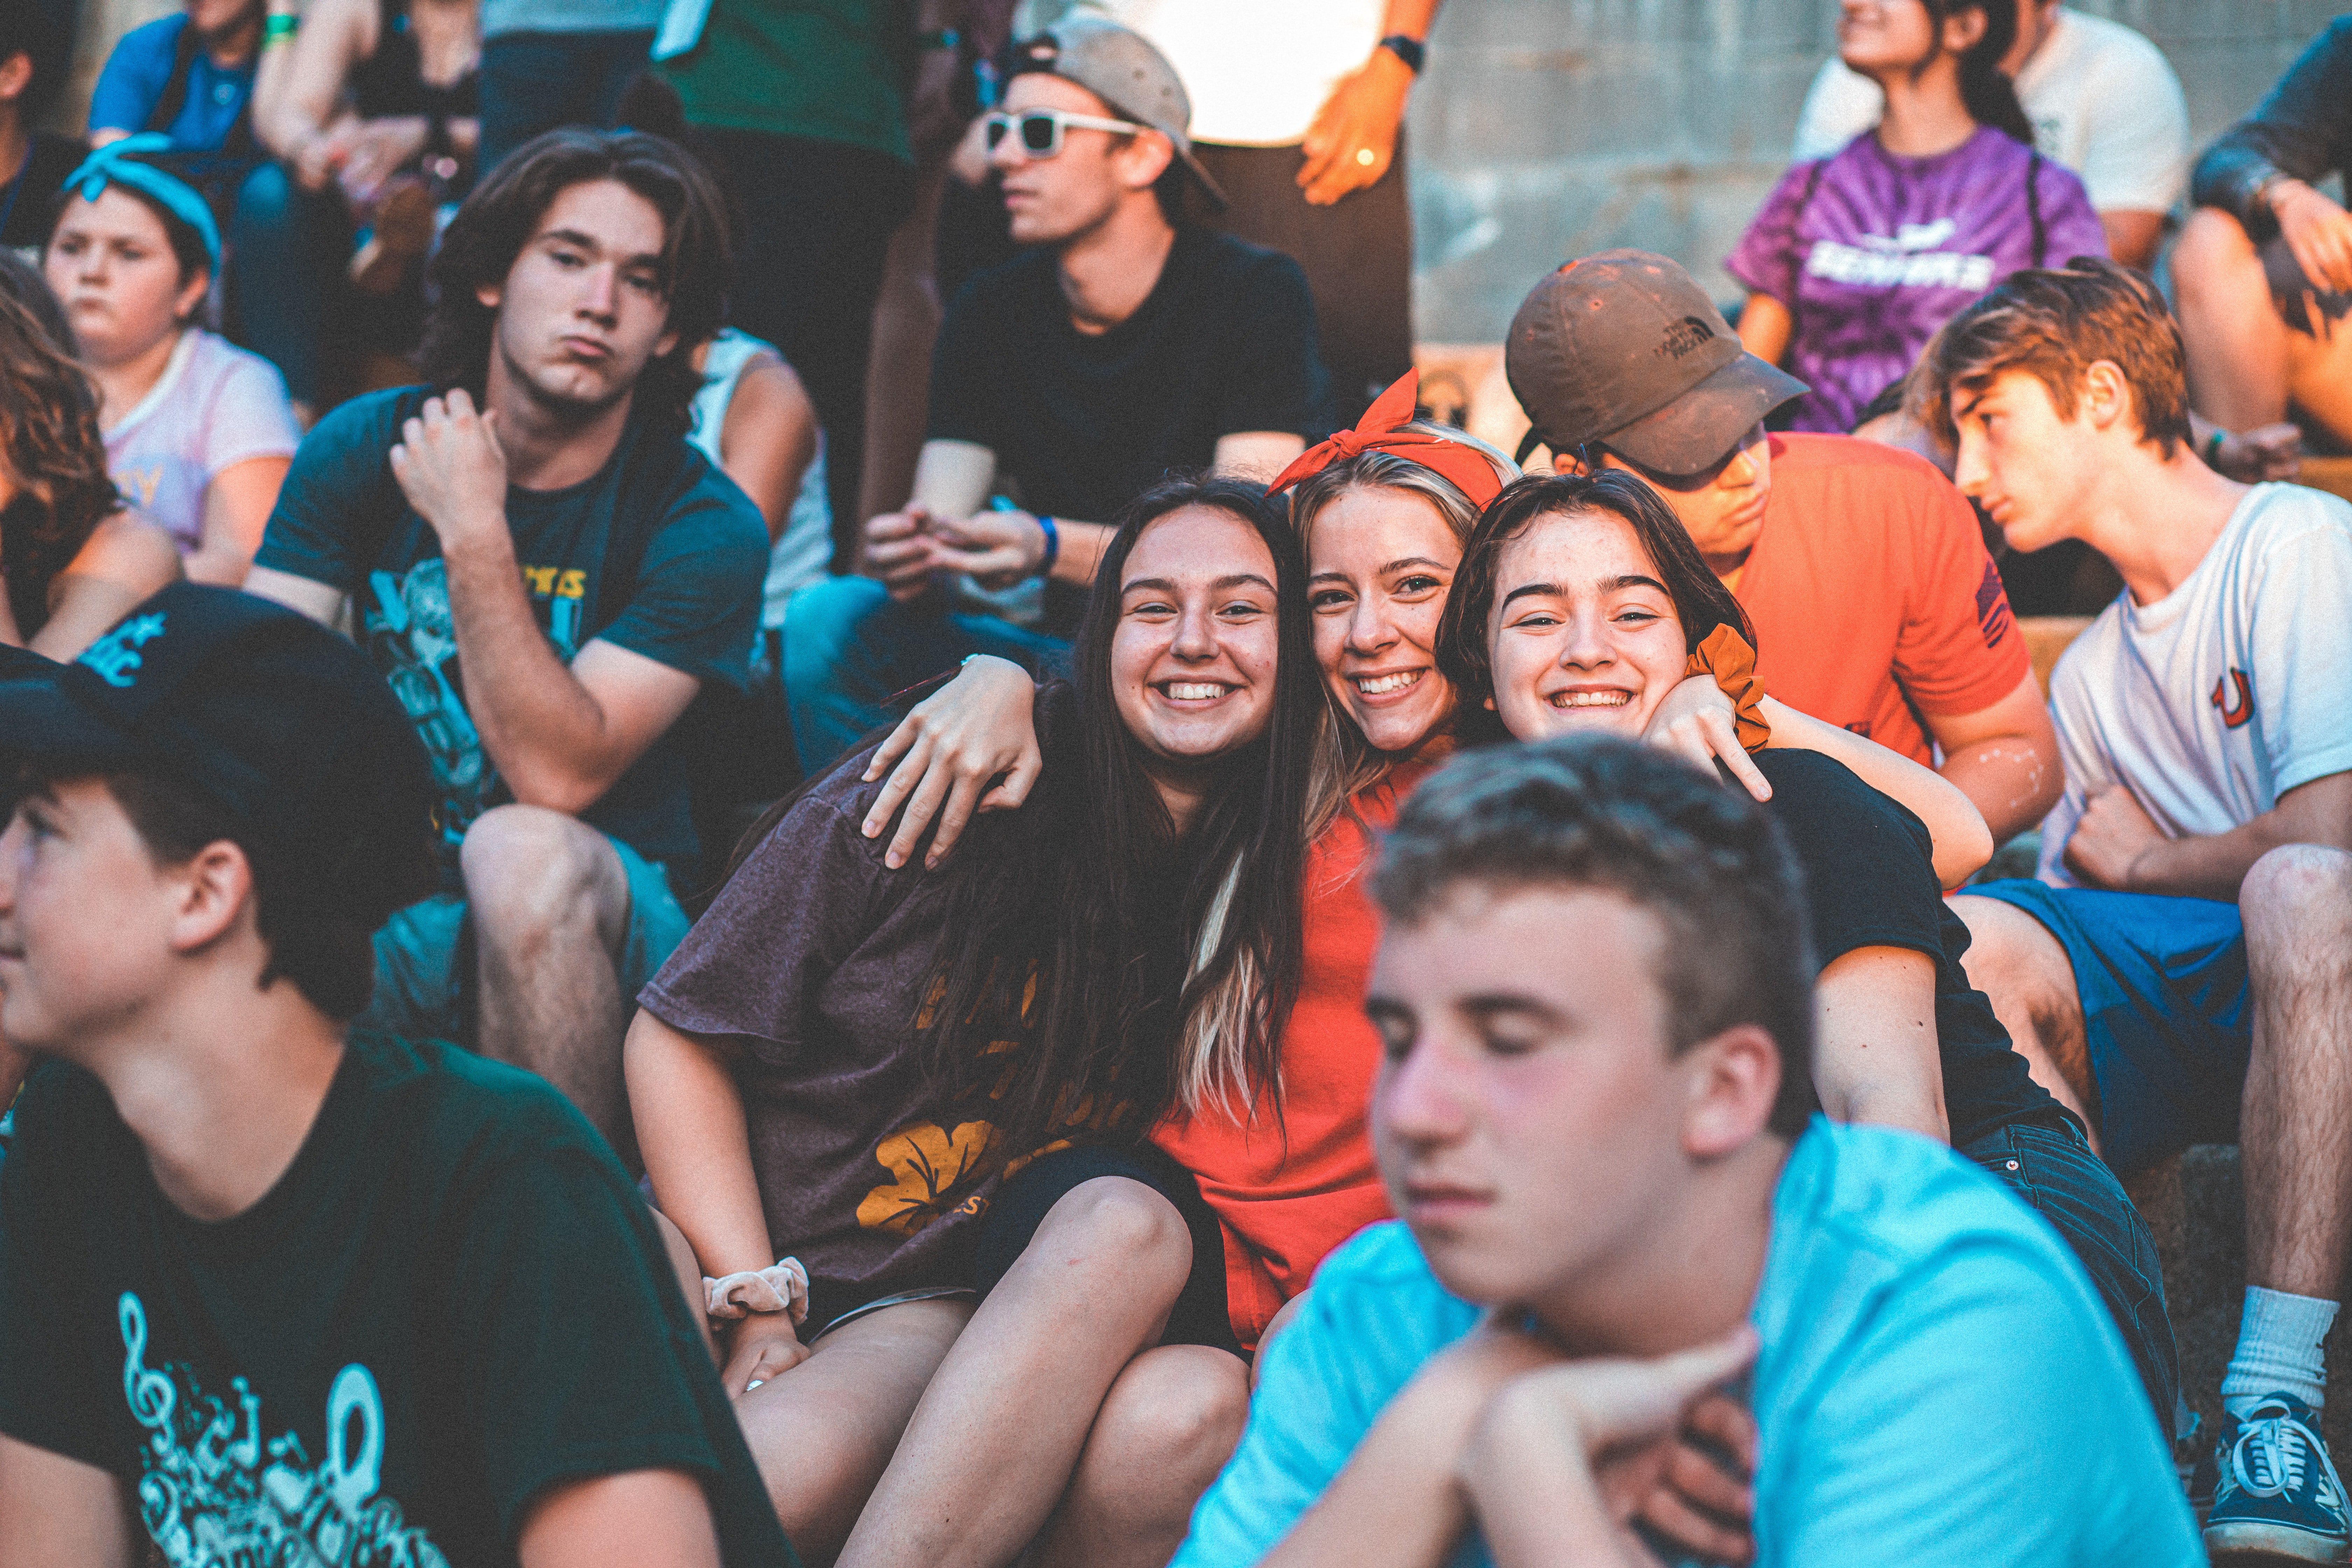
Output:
(1506, 250), (1807, 477)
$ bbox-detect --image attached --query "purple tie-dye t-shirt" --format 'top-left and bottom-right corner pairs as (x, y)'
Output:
(1727, 126), (2107, 433)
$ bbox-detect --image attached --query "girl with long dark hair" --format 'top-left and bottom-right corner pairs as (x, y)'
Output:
(1728, 0), (2107, 432)
(624, 477), (1320, 1568)
(0, 287), (181, 659)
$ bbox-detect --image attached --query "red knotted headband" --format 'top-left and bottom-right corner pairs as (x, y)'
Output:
(1268, 369), (1507, 510)
(1686, 623), (1771, 752)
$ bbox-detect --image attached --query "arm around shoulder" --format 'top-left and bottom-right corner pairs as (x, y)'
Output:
(29, 511), (184, 661)
(1761, 698), (1993, 885)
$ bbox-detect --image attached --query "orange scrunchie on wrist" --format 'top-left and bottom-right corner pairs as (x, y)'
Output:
(1686, 624), (1771, 752)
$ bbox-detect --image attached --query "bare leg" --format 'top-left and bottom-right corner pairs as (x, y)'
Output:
(2284, 309), (2352, 448)
(652, 1209), (719, 1364)
(2175, 207), (2294, 432)
(2237, 845), (2352, 1298)
(1030, 1344), (1248, 1568)
(462, 805), (635, 1158)
(835, 1176), (1195, 1568)
(1952, 895), (2100, 1152)
(735, 1298), (975, 1564)
(856, 166), (947, 523)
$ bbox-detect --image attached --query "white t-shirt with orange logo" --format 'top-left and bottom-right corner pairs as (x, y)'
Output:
(2036, 483), (2352, 886)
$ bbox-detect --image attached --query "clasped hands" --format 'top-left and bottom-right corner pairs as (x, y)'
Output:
(2061, 785), (2166, 891)
(1438, 1321), (1760, 1567)
(863, 504), (1049, 602)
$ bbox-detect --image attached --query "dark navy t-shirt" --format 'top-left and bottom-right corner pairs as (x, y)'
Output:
(254, 386), (767, 869)
(0, 1033), (800, 1568)
(927, 225), (1332, 632)
(89, 14), (257, 148)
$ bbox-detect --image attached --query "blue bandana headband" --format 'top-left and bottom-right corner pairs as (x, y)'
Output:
(59, 134), (223, 274)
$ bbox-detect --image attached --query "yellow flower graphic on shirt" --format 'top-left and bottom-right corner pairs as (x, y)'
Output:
(858, 1121), (1003, 1236)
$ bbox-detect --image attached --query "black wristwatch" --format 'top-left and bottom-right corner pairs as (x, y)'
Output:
(1378, 34), (1425, 74)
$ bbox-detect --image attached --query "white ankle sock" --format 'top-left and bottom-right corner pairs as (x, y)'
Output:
(2223, 1286), (2338, 1418)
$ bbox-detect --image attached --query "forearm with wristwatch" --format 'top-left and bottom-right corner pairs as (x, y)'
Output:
(2187, 20), (2352, 232)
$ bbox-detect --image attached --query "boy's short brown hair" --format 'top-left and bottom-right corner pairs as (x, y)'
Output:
(1912, 258), (2193, 457)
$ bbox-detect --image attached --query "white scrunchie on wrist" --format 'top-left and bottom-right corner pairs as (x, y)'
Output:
(704, 1257), (810, 1325)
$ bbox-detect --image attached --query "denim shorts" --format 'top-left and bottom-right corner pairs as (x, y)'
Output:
(1962, 1116), (2180, 1426)
(358, 833), (691, 1045)
(1964, 879), (2250, 1178)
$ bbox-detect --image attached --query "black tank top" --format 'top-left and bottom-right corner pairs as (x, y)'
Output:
(348, 0), (479, 122)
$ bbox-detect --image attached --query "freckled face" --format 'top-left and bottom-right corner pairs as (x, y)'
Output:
(1485, 507), (1689, 745)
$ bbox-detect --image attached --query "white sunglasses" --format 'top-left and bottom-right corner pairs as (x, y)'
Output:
(983, 107), (1150, 158)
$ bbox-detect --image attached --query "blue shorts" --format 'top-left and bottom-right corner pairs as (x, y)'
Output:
(1965, 879), (2250, 1177)
(359, 834), (691, 1045)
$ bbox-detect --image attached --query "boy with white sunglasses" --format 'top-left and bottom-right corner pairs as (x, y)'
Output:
(778, 15), (1335, 771)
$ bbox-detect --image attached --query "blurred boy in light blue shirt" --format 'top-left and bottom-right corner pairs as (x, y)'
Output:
(1174, 736), (2198, 1568)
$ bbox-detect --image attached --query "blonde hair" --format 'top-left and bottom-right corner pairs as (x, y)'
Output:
(1176, 424), (1518, 1123)
(1286, 421), (1519, 842)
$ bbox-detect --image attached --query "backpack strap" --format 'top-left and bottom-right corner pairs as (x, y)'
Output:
(141, 18), (203, 138)
(142, 14), (259, 158)
(2026, 149), (2048, 269)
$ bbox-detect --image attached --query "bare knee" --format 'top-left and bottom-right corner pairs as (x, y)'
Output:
(1028, 1176), (1193, 1295)
(460, 805), (624, 948)
(2241, 843), (2352, 975)
(2173, 206), (2261, 298)
(1063, 1345), (1249, 1533)
(1099, 1346), (1248, 1473)
(1954, 896), (2071, 1006)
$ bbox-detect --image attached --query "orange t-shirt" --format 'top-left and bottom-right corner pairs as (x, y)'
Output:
(1736, 433), (2029, 764)
(1149, 770), (1424, 1349)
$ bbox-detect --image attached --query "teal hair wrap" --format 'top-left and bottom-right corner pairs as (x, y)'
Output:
(60, 134), (223, 274)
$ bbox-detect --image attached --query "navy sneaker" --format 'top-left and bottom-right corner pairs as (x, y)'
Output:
(2206, 1394), (2352, 1564)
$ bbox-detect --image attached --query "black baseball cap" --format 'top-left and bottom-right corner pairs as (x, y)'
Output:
(1506, 250), (1809, 478)
(0, 584), (438, 929)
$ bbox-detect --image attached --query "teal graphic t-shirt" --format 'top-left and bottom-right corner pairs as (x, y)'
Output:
(0, 1032), (799, 1568)
(254, 386), (768, 871)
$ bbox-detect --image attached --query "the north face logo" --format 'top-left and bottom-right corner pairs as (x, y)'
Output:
(1657, 316), (1716, 360)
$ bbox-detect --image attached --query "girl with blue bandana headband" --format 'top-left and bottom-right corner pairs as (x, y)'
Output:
(42, 138), (300, 588)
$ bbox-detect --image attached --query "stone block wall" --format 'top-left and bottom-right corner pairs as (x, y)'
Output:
(1406, 0), (2349, 341)
(44, 0), (2350, 342)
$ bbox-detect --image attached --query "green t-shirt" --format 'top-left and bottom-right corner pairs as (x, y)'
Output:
(0, 1032), (798, 1568)
(660, 0), (912, 163)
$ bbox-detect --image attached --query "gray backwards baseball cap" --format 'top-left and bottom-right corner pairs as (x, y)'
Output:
(1010, 15), (1228, 210)
(1506, 250), (1808, 477)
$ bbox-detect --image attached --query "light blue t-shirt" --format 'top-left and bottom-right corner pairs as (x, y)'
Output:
(1176, 1120), (2199, 1568)
(88, 15), (255, 149)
